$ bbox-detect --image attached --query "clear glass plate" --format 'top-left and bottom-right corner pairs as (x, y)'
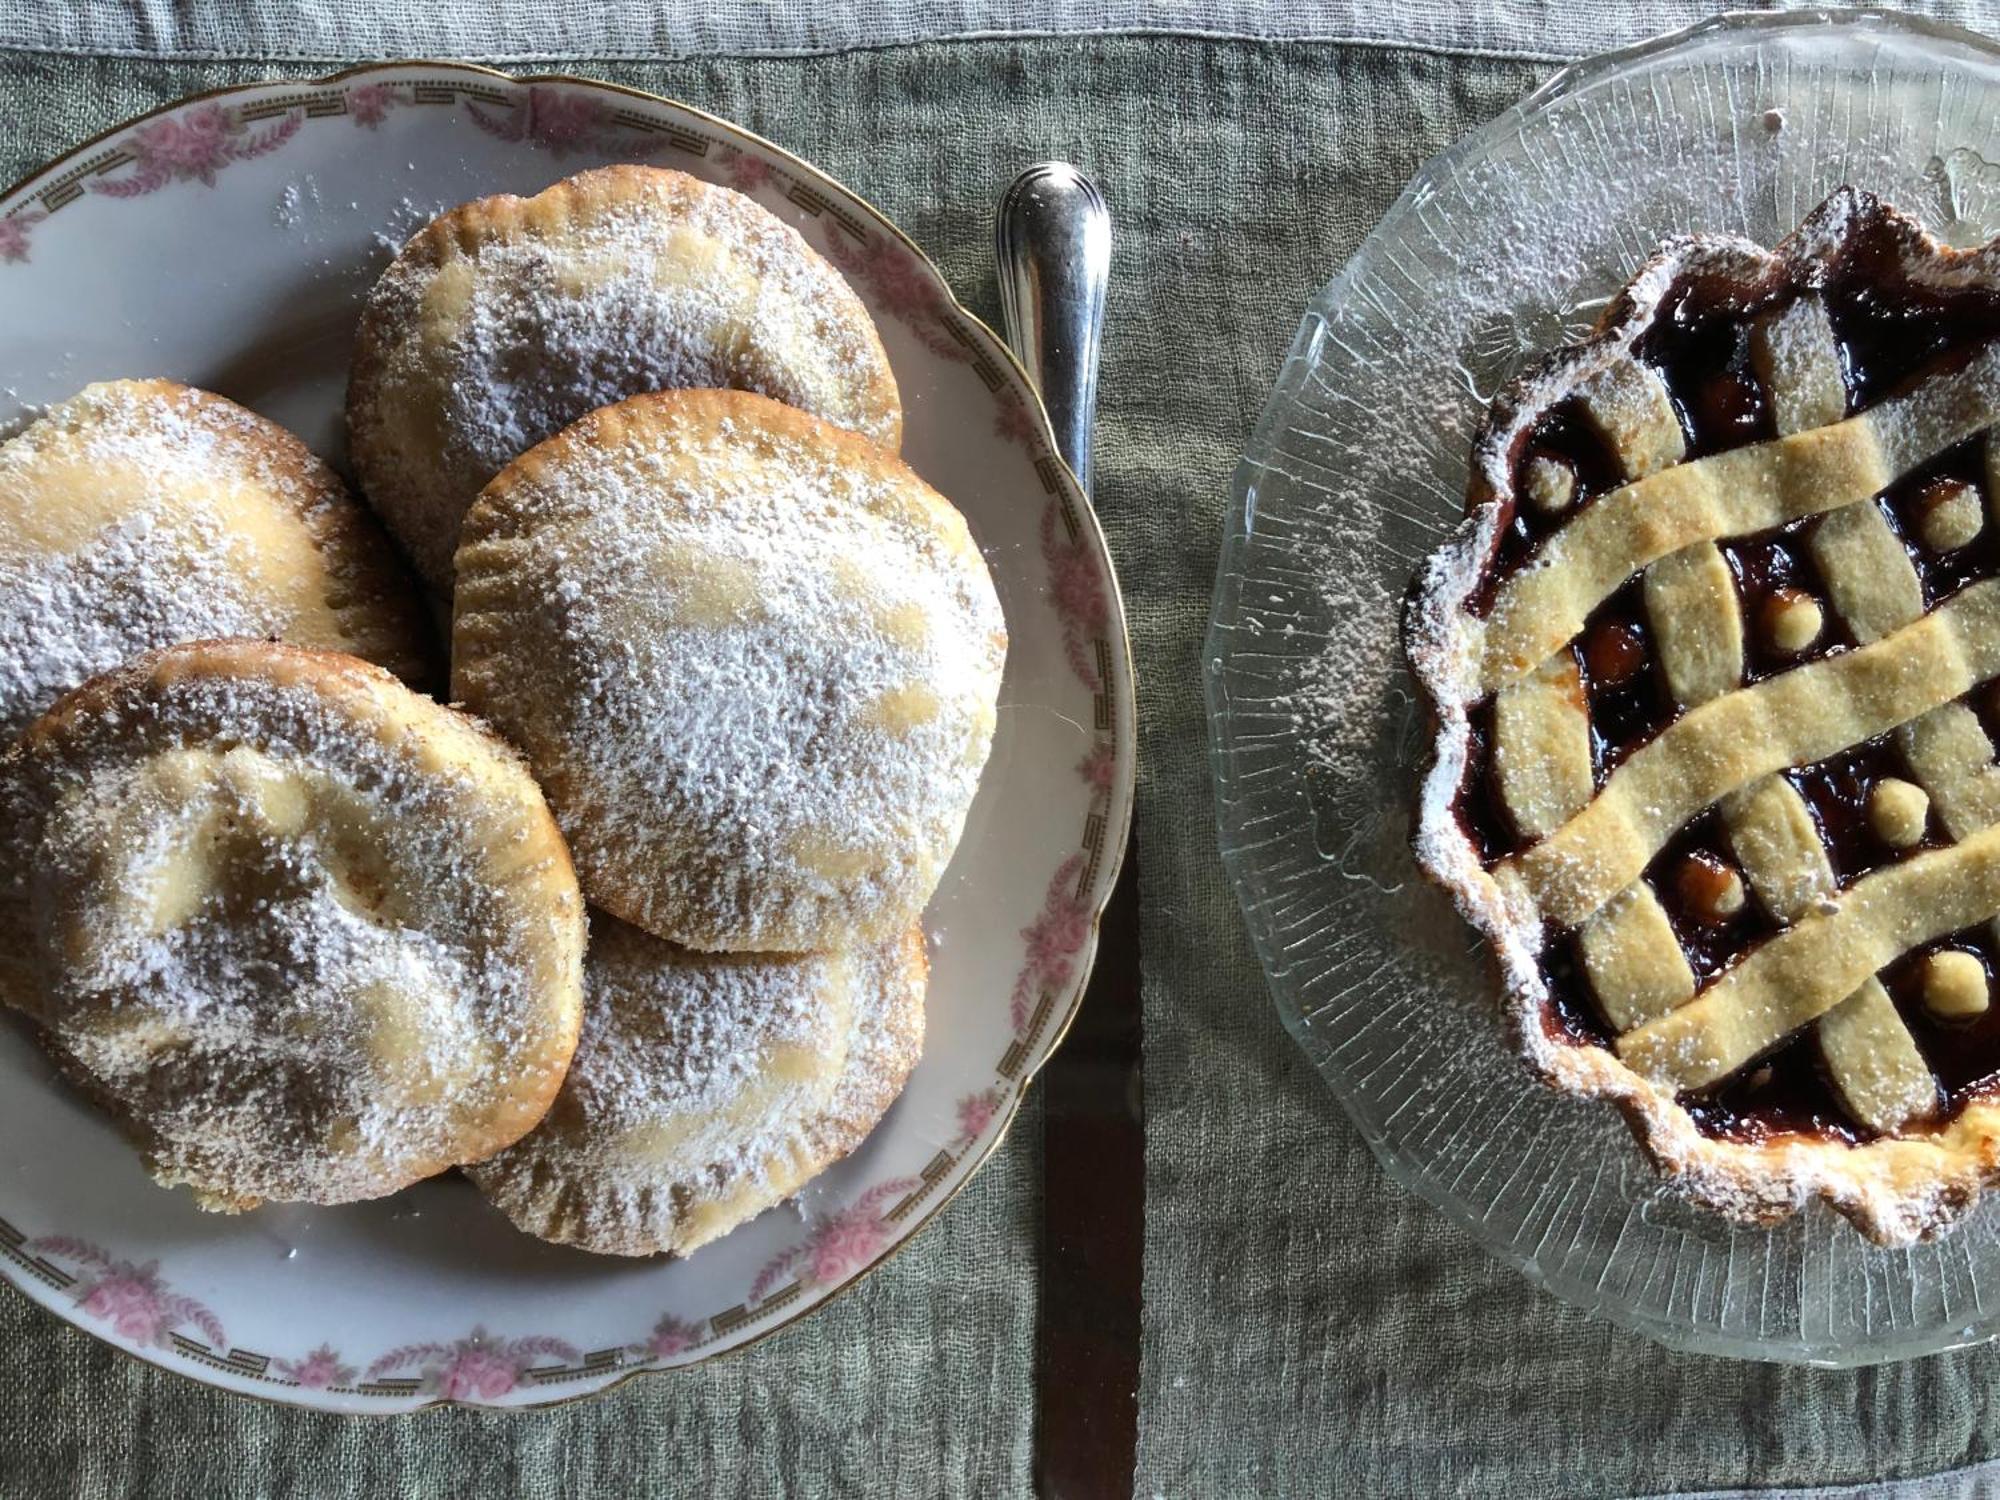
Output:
(1206, 8), (2000, 1364)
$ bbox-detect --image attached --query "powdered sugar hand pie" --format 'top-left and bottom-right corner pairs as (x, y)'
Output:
(470, 917), (925, 1257)
(347, 164), (902, 590)
(453, 389), (1006, 952)
(1409, 189), (2000, 1245)
(0, 640), (586, 1211)
(0, 379), (432, 747)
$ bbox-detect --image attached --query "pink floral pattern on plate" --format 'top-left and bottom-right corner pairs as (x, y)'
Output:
(632, 1313), (705, 1361)
(366, 1327), (581, 1401)
(466, 85), (669, 159)
(1043, 502), (1111, 692)
(1011, 854), (1093, 1037)
(273, 1344), (357, 1389)
(0, 209), (43, 264)
(29, 1237), (225, 1350)
(345, 83), (400, 129)
(821, 230), (962, 360)
(94, 104), (302, 198)
(749, 1177), (923, 1304)
(715, 144), (774, 197)
(1078, 738), (1119, 791)
(953, 1088), (1003, 1150)
(992, 390), (1043, 452)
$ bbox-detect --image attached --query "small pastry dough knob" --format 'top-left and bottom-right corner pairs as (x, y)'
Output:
(1918, 478), (1984, 553)
(1869, 778), (1930, 849)
(1523, 453), (1577, 514)
(1924, 949), (1990, 1020)
(1763, 588), (1823, 655)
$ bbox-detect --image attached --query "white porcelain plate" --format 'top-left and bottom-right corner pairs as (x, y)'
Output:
(0, 64), (1135, 1410)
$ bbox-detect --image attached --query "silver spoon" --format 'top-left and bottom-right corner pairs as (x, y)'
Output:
(996, 163), (1137, 1493)
(995, 162), (1111, 491)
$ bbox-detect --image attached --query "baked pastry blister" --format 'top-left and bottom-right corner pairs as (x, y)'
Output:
(1409, 190), (2000, 1244)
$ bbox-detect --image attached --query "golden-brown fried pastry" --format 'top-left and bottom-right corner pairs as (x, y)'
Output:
(453, 389), (1006, 952)
(0, 379), (431, 746)
(0, 640), (585, 1211)
(469, 917), (925, 1257)
(347, 164), (902, 588)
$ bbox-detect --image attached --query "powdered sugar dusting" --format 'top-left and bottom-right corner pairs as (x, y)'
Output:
(350, 167), (900, 587)
(0, 380), (428, 746)
(0, 648), (583, 1210)
(455, 393), (1005, 952)
(590, 923), (833, 1134)
(471, 916), (924, 1257)
(0, 512), (271, 747)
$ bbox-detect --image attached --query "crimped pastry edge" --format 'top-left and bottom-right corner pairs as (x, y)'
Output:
(1404, 188), (2000, 1246)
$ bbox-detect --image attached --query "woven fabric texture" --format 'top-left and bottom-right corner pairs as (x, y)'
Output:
(0, 0), (1995, 64)
(7, 18), (2000, 1499)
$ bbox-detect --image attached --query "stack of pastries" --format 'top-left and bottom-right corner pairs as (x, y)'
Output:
(0, 165), (1006, 1258)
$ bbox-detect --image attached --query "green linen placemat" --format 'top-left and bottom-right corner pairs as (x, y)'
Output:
(10, 33), (2000, 1500)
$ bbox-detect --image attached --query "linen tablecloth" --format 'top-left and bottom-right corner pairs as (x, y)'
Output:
(9, 6), (2000, 1496)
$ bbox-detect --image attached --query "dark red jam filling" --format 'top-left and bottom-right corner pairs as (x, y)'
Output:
(1451, 233), (2000, 1145)
(1793, 735), (1947, 875)
(1454, 697), (1515, 866)
(1479, 403), (1628, 595)
(1641, 289), (1776, 458)
(1884, 443), (2000, 607)
(1821, 235), (2000, 407)
(1680, 1041), (1873, 1147)
(1649, 809), (1782, 984)
(1580, 581), (1671, 779)
(1726, 518), (1856, 684)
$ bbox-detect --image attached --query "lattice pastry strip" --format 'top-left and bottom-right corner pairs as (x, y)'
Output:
(1574, 362), (1703, 1028)
(1491, 654), (1592, 842)
(1611, 305), (2000, 1111)
(1490, 361), (1697, 1030)
(1722, 773), (1929, 1131)
(1726, 297), (1931, 1130)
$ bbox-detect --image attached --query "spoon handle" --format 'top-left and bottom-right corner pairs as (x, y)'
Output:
(994, 162), (1111, 493)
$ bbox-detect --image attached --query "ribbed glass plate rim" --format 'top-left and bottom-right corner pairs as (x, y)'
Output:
(1205, 6), (2000, 1365)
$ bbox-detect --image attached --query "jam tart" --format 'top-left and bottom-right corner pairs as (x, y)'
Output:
(1408, 189), (2000, 1244)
